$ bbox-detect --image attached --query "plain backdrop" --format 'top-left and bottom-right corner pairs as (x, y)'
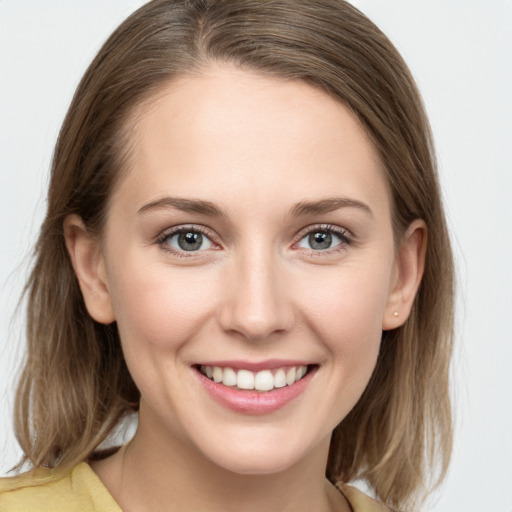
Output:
(1, 2), (511, 511)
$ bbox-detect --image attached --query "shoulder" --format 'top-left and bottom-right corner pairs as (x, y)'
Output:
(337, 483), (391, 512)
(0, 462), (121, 512)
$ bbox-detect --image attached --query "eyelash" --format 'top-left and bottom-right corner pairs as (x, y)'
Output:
(155, 224), (353, 257)
(156, 225), (218, 257)
(293, 224), (354, 255)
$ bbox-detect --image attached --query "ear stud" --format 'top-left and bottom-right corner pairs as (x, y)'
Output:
(393, 311), (399, 317)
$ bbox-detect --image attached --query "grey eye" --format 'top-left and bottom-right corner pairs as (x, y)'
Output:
(167, 230), (213, 252)
(297, 230), (343, 251)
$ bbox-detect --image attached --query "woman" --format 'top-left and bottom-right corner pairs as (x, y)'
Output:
(0, 1), (454, 511)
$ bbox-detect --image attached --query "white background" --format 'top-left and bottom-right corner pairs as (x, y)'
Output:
(1, 2), (511, 510)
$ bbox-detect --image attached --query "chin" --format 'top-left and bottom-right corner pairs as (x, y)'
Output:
(208, 450), (301, 476)
(192, 426), (322, 476)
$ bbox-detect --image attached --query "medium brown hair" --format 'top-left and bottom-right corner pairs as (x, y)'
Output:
(14, 1), (454, 510)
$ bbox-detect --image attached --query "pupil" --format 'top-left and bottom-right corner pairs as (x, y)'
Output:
(178, 232), (202, 251)
(309, 231), (331, 250)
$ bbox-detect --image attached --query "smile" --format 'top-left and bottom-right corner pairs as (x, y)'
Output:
(194, 362), (317, 415)
(199, 364), (308, 392)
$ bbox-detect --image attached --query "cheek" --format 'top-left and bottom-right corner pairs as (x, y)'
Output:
(106, 259), (222, 409)
(300, 265), (391, 342)
(107, 257), (218, 351)
(295, 262), (392, 397)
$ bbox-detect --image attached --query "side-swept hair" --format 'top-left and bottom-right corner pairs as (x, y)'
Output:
(14, 1), (454, 510)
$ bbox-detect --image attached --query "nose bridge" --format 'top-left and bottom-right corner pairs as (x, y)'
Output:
(219, 241), (293, 340)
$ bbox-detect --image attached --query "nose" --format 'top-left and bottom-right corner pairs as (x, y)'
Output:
(218, 248), (295, 341)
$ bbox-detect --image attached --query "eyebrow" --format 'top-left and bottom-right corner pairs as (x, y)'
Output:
(290, 197), (373, 217)
(138, 197), (227, 217)
(137, 196), (372, 218)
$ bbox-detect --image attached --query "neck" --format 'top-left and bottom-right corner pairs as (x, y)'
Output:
(91, 409), (350, 512)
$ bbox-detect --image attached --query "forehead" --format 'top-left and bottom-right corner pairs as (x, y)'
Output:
(112, 64), (390, 218)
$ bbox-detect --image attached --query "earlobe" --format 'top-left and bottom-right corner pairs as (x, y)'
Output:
(382, 219), (427, 330)
(63, 214), (116, 324)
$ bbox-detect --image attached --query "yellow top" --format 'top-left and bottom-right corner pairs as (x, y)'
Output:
(0, 463), (388, 511)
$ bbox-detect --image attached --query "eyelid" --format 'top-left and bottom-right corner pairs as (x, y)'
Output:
(154, 223), (354, 257)
(156, 224), (221, 255)
(292, 224), (354, 251)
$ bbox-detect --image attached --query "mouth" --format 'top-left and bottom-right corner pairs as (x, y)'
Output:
(193, 362), (318, 414)
(196, 364), (312, 392)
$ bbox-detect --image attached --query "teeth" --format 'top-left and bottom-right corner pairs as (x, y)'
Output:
(254, 370), (274, 391)
(212, 366), (223, 383)
(274, 368), (287, 388)
(200, 364), (309, 391)
(237, 369), (255, 390)
(286, 367), (296, 385)
(223, 367), (237, 387)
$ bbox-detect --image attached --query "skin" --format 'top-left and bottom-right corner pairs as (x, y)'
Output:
(65, 65), (426, 512)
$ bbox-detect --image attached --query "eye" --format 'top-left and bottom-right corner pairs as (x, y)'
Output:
(161, 228), (214, 252)
(296, 227), (351, 251)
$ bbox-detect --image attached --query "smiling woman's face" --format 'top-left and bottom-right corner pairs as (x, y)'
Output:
(67, 65), (415, 475)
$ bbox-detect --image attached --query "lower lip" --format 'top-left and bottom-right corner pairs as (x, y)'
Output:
(195, 368), (315, 415)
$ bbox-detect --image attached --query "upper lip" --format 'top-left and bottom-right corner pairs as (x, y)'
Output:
(194, 359), (313, 372)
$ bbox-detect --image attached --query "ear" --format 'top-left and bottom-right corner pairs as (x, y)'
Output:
(63, 214), (116, 324)
(382, 219), (427, 330)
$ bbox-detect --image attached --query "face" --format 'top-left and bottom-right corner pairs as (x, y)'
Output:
(80, 66), (404, 475)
